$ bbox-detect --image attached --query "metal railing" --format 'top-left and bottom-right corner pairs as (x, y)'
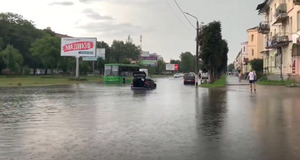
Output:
(258, 21), (270, 34)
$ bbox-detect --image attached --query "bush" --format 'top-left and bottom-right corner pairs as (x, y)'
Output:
(23, 66), (31, 75)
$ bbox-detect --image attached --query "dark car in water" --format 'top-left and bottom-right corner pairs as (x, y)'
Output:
(183, 73), (195, 85)
(131, 71), (157, 90)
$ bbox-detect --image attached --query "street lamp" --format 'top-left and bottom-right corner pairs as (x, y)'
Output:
(184, 12), (200, 86)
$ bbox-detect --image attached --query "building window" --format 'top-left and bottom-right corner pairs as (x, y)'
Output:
(243, 47), (245, 52)
(251, 35), (254, 42)
(252, 49), (254, 56)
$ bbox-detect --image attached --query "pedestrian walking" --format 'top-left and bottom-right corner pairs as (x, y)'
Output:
(238, 72), (242, 82)
(247, 69), (256, 91)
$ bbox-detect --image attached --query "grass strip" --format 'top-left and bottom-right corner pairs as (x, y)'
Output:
(200, 75), (226, 88)
(0, 76), (102, 87)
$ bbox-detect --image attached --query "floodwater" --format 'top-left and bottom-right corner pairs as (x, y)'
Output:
(0, 76), (300, 160)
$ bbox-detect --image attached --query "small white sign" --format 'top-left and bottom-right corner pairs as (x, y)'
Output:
(61, 37), (97, 57)
(97, 48), (105, 60)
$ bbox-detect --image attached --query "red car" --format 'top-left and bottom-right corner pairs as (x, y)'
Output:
(183, 73), (195, 85)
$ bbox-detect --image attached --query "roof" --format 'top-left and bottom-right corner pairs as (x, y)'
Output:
(247, 26), (258, 31)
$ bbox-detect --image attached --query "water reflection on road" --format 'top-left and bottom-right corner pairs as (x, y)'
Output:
(0, 76), (300, 160)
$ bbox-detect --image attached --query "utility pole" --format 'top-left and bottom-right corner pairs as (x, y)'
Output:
(196, 21), (199, 85)
(184, 12), (200, 86)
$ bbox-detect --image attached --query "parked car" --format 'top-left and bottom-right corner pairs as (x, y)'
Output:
(131, 71), (157, 89)
(174, 73), (183, 78)
(183, 73), (195, 85)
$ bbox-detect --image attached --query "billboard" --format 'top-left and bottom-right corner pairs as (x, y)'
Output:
(61, 37), (97, 57)
(166, 64), (175, 71)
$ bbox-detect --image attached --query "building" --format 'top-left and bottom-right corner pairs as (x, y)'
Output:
(247, 27), (264, 61)
(139, 51), (163, 66)
(256, 0), (300, 81)
(234, 42), (249, 74)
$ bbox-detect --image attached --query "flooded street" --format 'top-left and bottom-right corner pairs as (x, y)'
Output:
(1, 76), (300, 160)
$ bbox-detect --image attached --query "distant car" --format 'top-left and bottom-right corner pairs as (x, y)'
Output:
(173, 73), (183, 78)
(183, 73), (195, 85)
(131, 71), (157, 90)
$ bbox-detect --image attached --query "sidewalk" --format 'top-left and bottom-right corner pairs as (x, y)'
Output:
(226, 75), (249, 86)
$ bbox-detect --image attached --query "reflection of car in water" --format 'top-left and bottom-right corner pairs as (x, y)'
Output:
(183, 73), (195, 85)
(131, 71), (157, 90)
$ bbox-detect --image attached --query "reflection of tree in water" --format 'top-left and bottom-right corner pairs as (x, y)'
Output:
(196, 88), (227, 136)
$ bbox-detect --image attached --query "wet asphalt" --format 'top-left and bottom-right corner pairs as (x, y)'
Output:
(0, 76), (300, 160)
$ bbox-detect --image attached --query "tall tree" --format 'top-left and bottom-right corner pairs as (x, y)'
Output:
(198, 21), (228, 82)
(30, 36), (60, 74)
(0, 45), (23, 73)
(0, 12), (45, 69)
(180, 52), (195, 73)
(110, 40), (140, 63)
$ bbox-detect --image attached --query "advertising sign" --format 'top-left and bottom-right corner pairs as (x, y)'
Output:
(174, 64), (179, 71)
(166, 64), (175, 71)
(61, 37), (97, 57)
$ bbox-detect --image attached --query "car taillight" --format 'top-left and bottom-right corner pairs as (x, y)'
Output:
(144, 81), (149, 85)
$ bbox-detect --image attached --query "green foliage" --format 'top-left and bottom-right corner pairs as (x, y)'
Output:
(156, 59), (165, 74)
(180, 52), (195, 73)
(0, 12), (45, 69)
(30, 36), (60, 73)
(80, 61), (91, 75)
(0, 45), (23, 73)
(198, 21), (228, 82)
(250, 59), (263, 72)
(22, 66), (31, 75)
(110, 40), (140, 63)
(201, 75), (227, 88)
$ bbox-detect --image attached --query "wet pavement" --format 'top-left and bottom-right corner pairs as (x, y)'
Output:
(0, 76), (300, 160)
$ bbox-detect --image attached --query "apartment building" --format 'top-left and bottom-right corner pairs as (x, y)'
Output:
(257, 0), (300, 80)
(234, 42), (249, 74)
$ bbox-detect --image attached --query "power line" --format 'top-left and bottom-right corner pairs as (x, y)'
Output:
(173, 0), (196, 30)
(164, 0), (192, 32)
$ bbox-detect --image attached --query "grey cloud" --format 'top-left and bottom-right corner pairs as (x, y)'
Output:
(82, 9), (113, 20)
(49, 2), (74, 6)
(78, 21), (145, 37)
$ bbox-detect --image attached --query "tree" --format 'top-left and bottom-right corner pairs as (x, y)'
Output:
(156, 59), (165, 74)
(180, 52), (195, 73)
(30, 36), (60, 74)
(0, 12), (45, 69)
(198, 21), (228, 82)
(110, 40), (140, 63)
(250, 59), (263, 72)
(0, 45), (23, 73)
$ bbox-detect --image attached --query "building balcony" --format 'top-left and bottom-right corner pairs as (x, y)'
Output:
(273, 3), (288, 25)
(294, 0), (300, 5)
(258, 21), (270, 34)
(266, 33), (290, 49)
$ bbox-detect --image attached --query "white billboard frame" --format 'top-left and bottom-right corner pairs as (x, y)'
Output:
(166, 64), (175, 71)
(61, 37), (97, 57)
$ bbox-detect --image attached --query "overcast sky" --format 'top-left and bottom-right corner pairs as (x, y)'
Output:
(0, 0), (263, 63)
